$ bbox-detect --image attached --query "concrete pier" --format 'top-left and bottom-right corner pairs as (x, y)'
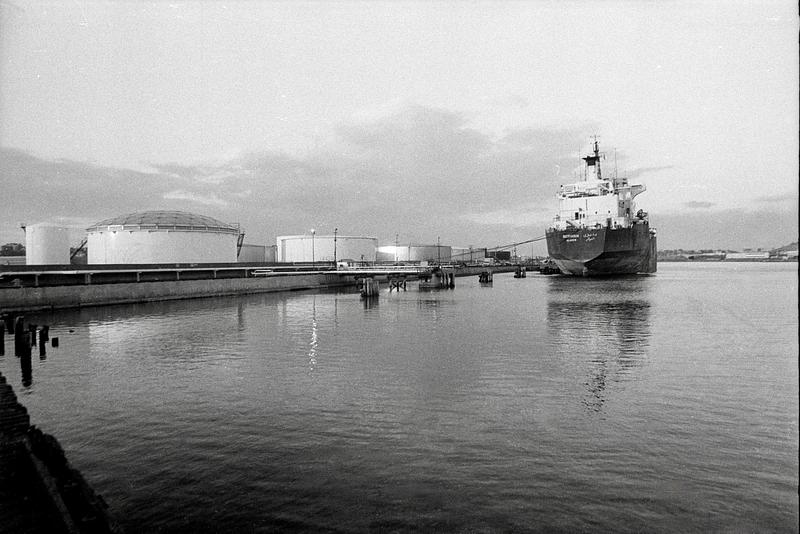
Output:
(1, 264), (518, 313)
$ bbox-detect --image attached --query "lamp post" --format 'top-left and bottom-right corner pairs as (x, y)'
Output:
(334, 227), (338, 267)
(310, 229), (315, 267)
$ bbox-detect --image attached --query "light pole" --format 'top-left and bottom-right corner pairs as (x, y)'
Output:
(310, 229), (315, 267)
(334, 227), (338, 267)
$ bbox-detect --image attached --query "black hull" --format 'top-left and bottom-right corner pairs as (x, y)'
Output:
(545, 223), (657, 276)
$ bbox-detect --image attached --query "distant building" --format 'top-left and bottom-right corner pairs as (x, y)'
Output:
(725, 251), (770, 261)
(487, 250), (512, 262)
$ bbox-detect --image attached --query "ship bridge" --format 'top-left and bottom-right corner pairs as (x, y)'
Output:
(558, 179), (613, 199)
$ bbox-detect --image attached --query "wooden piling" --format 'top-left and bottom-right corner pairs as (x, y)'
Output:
(1, 313), (12, 335)
(0, 321), (4, 355)
(21, 350), (32, 387)
(359, 278), (379, 298)
(14, 316), (25, 356)
(18, 331), (32, 359)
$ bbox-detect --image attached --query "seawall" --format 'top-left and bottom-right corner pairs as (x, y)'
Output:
(1, 273), (355, 312)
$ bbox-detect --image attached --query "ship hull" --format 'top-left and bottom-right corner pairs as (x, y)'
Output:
(545, 223), (657, 276)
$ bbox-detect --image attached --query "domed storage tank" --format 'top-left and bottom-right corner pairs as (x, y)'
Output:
(376, 244), (452, 263)
(277, 235), (378, 263)
(86, 211), (241, 264)
(25, 223), (71, 265)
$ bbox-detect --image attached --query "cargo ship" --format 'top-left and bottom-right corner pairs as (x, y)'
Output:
(545, 139), (657, 276)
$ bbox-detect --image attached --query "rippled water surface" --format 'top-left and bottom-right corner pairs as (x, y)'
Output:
(2, 263), (797, 532)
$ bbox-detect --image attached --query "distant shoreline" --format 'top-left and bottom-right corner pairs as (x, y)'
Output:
(658, 258), (798, 263)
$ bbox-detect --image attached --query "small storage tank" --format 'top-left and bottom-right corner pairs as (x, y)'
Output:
(376, 244), (452, 263)
(237, 244), (267, 263)
(86, 211), (241, 264)
(25, 223), (71, 265)
(277, 235), (377, 263)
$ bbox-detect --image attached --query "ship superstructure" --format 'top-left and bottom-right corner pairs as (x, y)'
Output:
(545, 139), (657, 276)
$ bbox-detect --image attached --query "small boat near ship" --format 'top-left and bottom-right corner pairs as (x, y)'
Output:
(545, 139), (657, 276)
(538, 258), (561, 275)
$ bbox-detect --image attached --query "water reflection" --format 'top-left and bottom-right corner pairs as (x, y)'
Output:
(546, 277), (652, 413)
(237, 303), (245, 331)
(20, 353), (32, 388)
(308, 297), (318, 374)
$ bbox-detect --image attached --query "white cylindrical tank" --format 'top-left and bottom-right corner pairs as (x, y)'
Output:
(376, 244), (452, 263)
(277, 235), (378, 263)
(26, 223), (71, 265)
(86, 211), (241, 264)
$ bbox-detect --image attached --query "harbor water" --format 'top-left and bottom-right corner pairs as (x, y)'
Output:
(1, 262), (797, 532)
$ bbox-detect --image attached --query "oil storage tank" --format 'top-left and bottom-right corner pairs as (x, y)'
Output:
(86, 211), (242, 264)
(25, 223), (71, 265)
(376, 244), (452, 263)
(277, 234), (377, 263)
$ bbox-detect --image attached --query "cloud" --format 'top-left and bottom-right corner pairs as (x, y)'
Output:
(6, 104), (791, 251)
(684, 201), (716, 209)
(625, 165), (674, 180)
(162, 190), (229, 207)
(461, 202), (552, 228)
(652, 207), (798, 250)
(756, 193), (797, 204)
(0, 110), (662, 247)
(0, 148), (180, 243)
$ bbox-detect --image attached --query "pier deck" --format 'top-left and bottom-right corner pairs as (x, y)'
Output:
(0, 263), (516, 313)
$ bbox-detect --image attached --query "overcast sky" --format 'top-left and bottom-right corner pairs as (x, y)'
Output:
(1, 0), (797, 253)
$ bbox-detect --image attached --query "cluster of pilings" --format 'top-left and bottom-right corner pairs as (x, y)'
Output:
(1, 314), (59, 388)
(1, 313), (57, 360)
(388, 278), (408, 292)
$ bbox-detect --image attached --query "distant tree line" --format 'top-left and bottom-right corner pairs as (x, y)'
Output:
(0, 243), (25, 256)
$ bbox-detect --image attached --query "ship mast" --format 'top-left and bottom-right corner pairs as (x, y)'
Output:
(582, 136), (602, 181)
